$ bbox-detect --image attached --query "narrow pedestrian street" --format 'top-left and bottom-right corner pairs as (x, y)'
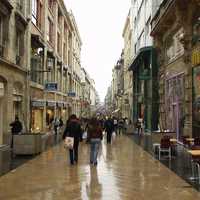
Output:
(0, 135), (200, 200)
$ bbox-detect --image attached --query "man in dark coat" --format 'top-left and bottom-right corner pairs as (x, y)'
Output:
(10, 116), (22, 135)
(63, 114), (82, 165)
(104, 117), (114, 144)
(10, 116), (23, 149)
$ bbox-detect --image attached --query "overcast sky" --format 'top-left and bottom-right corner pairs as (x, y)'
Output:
(64, 0), (131, 102)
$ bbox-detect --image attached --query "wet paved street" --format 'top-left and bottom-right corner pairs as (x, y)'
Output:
(0, 135), (200, 200)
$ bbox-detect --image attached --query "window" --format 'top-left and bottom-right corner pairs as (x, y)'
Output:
(16, 29), (24, 65)
(32, 0), (43, 29)
(31, 53), (43, 84)
(56, 65), (60, 91)
(32, 0), (37, 25)
(58, 8), (62, 29)
(47, 18), (53, 44)
(57, 32), (61, 56)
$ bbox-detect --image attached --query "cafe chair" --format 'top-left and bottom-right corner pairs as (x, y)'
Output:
(190, 146), (200, 184)
(194, 138), (200, 146)
(182, 135), (190, 148)
(158, 138), (171, 160)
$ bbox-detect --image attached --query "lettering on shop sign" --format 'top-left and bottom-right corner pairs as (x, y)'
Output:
(68, 92), (76, 97)
(45, 82), (58, 91)
(32, 101), (45, 107)
(47, 101), (56, 107)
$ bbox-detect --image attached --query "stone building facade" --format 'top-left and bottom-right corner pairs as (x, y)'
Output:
(122, 10), (133, 121)
(0, 0), (93, 145)
(0, 0), (30, 145)
(151, 0), (200, 138)
(30, 0), (84, 133)
(129, 0), (159, 131)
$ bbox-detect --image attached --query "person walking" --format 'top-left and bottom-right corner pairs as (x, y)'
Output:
(104, 117), (114, 144)
(88, 118), (103, 166)
(63, 114), (82, 165)
(10, 115), (23, 149)
(53, 117), (60, 143)
(118, 118), (124, 135)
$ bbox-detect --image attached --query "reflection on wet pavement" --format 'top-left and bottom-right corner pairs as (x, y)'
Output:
(0, 135), (200, 200)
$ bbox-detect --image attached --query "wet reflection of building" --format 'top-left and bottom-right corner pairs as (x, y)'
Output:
(86, 167), (102, 200)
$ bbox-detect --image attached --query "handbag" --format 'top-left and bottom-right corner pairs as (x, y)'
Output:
(64, 137), (74, 149)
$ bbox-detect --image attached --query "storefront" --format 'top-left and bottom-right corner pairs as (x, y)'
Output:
(46, 101), (56, 126)
(31, 100), (45, 133)
(129, 46), (159, 131)
(192, 43), (200, 137)
(165, 73), (185, 140)
(57, 101), (63, 118)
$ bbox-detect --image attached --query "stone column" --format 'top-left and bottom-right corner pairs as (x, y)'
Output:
(176, 1), (194, 136)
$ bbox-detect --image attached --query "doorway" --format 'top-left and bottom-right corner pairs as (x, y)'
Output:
(165, 73), (185, 140)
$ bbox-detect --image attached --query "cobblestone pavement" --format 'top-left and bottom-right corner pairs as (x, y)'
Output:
(0, 135), (200, 200)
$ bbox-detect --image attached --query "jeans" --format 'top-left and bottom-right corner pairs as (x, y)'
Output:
(69, 141), (79, 164)
(90, 138), (101, 164)
(107, 131), (112, 144)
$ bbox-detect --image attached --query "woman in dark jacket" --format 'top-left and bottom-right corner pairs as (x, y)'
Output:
(63, 114), (82, 165)
(88, 118), (103, 165)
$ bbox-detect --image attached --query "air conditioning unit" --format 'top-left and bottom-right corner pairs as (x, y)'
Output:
(0, 45), (4, 57)
(47, 58), (54, 71)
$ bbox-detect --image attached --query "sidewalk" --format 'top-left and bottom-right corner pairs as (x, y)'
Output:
(132, 132), (200, 191)
(0, 135), (200, 200)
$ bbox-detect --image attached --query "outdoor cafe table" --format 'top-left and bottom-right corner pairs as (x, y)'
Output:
(186, 138), (194, 145)
(188, 150), (200, 156)
(170, 138), (177, 143)
(186, 138), (194, 142)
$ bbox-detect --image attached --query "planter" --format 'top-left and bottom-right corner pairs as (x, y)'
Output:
(0, 145), (11, 175)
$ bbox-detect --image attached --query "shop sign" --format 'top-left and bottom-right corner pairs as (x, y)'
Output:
(0, 82), (4, 97)
(45, 82), (58, 91)
(68, 91), (76, 97)
(192, 48), (200, 66)
(47, 101), (56, 107)
(32, 100), (45, 107)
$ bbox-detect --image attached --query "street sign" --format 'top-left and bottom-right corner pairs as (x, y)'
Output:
(68, 92), (76, 97)
(45, 82), (58, 91)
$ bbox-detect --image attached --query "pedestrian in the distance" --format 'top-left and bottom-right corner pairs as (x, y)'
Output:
(63, 114), (82, 165)
(104, 117), (114, 144)
(118, 118), (124, 135)
(88, 118), (103, 165)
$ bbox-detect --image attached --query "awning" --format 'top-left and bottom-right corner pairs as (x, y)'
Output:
(128, 46), (154, 72)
